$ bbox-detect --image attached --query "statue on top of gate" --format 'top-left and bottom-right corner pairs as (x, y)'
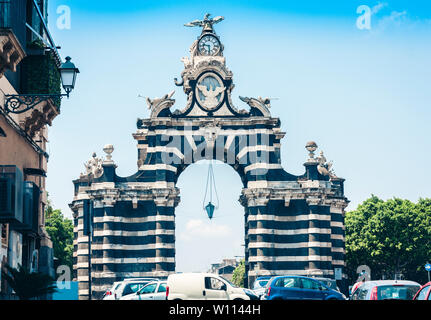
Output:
(140, 14), (273, 120)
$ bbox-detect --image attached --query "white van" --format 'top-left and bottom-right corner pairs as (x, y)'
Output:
(166, 273), (258, 300)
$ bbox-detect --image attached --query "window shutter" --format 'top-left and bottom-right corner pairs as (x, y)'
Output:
(0, 178), (12, 215)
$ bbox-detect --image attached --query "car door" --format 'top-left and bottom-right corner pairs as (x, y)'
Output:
(153, 282), (167, 300)
(204, 277), (228, 300)
(274, 277), (303, 299)
(299, 278), (322, 300)
(137, 283), (158, 300)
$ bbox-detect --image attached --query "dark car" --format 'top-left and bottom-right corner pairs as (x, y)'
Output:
(350, 280), (420, 300)
(263, 276), (346, 300)
(413, 281), (431, 300)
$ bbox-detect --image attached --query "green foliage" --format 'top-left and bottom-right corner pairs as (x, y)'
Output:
(20, 49), (62, 108)
(27, 39), (45, 50)
(45, 200), (74, 271)
(346, 195), (431, 284)
(1, 264), (57, 300)
(231, 259), (245, 287)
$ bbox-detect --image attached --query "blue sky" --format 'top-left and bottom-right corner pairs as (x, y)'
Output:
(44, 1), (431, 272)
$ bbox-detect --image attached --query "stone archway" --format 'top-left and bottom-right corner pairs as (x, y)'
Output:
(70, 15), (348, 300)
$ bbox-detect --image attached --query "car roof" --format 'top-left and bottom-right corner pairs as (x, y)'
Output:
(272, 275), (318, 279)
(256, 276), (273, 280)
(312, 277), (335, 281)
(168, 272), (219, 278)
(360, 280), (421, 287)
(122, 278), (158, 282)
(145, 280), (167, 284)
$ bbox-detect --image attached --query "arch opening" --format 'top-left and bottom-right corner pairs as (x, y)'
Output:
(174, 159), (245, 276)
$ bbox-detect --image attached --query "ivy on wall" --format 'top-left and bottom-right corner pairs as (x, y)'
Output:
(20, 40), (62, 109)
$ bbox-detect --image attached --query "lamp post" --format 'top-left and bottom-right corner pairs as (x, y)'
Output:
(3, 56), (79, 114)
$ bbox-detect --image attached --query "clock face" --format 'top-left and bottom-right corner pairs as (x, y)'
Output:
(198, 35), (221, 56)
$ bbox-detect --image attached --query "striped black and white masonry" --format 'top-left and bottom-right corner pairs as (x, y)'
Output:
(70, 16), (348, 300)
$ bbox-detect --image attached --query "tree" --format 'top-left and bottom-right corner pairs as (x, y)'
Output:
(345, 196), (431, 284)
(231, 259), (245, 287)
(1, 264), (57, 300)
(45, 199), (74, 271)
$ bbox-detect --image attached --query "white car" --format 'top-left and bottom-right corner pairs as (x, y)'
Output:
(102, 281), (122, 300)
(166, 273), (258, 300)
(102, 278), (159, 300)
(120, 281), (167, 300)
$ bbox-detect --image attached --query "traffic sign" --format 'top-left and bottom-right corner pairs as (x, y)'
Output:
(425, 263), (431, 272)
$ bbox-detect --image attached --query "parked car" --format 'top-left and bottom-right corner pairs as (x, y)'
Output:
(166, 273), (258, 300)
(120, 281), (167, 300)
(350, 280), (420, 300)
(252, 276), (273, 298)
(262, 276), (346, 300)
(102, 278), (159, 300)
(413, 281), (431, 300)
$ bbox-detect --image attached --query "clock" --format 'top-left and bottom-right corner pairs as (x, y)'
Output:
(198, 34), (221, 56)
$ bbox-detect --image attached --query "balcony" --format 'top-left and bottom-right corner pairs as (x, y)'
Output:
(0, 1), (26, 77)
(18, 41), (61, 136)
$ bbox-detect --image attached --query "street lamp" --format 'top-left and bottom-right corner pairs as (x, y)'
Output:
(3, 56), (79, 114)
(59, 56), (80, 98)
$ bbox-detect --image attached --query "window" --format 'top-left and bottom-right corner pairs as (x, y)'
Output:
(274, 277), (301, 288)
(253, 280), (269, 289)
(205, 277), (225, 290)
(157, 283), (167, 293)
(377, 285), (420, 300)
(301, 278), (321, 290)
(123, 282), (148, 295)
(415, 285), (430, 300)
(354, 287), (368, 300)
(351, 287), (367, 300)
(140, 283), (157, 294)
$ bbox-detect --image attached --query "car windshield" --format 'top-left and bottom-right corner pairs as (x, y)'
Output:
(219, 276), (238, 288)
(377, 285), (420, 300)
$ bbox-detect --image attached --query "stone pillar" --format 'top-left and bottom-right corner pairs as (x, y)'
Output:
(241, 188), (271, 288)
(70, 196), (91, 300)
(153, 188), (179, 277)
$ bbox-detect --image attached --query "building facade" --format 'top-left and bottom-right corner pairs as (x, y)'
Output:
(209, 259), (240, 282)
(70, 15), (349, 300)
(0, 0), (65, 298)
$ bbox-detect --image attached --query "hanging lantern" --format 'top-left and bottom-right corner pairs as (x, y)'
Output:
(205, 202), (215, 219)
(203, 162), (219, 220)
